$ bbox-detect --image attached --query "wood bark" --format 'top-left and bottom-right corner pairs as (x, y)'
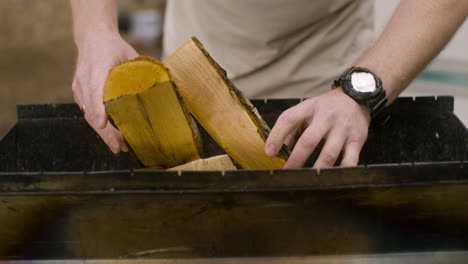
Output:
(164, 37), (289, 169)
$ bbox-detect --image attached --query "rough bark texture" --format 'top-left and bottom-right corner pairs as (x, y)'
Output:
(164, 37), (289, 169)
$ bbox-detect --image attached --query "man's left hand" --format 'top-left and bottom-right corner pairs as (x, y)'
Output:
(265, 88), (371, 169)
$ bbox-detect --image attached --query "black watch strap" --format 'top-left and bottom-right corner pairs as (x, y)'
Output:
(368, 89), (387, 119)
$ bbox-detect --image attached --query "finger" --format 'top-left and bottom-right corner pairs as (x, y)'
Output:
(286, 122), (309, 150)
(313, 128), (348, 169)
(73, 76), (92, 118)
(122, 143), (129, 152)
(340, 135), (366, 167)
(90, 74), (108, 129)
(94, 122), (127, 154)
(284, 118), (330, 168)
(265, 105), (309, 156)
(284, 129), (297, 150)
(91, 99), (108, 130)
(72, 78), (83, 106)
(78, 69), (99, 128)
(86, 73), (108, 129)
(82, 98), (95, 129)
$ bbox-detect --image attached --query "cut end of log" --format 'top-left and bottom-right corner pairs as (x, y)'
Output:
(103, 56), (203, 168)
(103, 56), (171, 102)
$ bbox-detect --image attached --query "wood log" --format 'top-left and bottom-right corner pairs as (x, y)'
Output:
(164, 37), (289, 169)
(103, 57), (203, 168)
(167, 154), (237, 171)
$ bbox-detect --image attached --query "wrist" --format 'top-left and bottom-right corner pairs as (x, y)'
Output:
(334, 86), (372, 119)
(74, 26), (120, 50)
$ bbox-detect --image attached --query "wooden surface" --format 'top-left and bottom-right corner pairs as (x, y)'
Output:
(106, 95), (168, 165)
(4, 251), (468, 264)
(164, 37), (289, 169)
(103, 57), (171, 102)
(167, 155), (237, 171)
(104, 57), (202, 167)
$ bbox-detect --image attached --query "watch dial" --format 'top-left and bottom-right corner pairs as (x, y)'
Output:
(351, 72), (376, 93)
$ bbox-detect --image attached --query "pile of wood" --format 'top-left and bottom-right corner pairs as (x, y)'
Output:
(103, 37), (289, 171)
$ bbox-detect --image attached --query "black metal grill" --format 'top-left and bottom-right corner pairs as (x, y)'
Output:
(0, 97), (466, 260)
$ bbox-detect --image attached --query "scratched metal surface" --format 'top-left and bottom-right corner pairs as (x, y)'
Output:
(1, 180), (468, 259)
(0, 97), (467, 260)
(4, 251), (468, 264)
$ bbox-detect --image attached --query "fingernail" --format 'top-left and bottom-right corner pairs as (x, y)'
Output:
(265, 143), (277, 156)
(121, 143), (129, 152)
(109, 141), (120, 154)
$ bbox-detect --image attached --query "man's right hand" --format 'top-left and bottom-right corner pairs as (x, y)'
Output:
(72, 32), (139, 154)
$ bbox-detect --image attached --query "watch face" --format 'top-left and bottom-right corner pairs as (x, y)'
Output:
(351, 72), (376, 93)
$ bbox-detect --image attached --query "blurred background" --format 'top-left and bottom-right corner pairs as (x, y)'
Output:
(0, 0), (467, 136)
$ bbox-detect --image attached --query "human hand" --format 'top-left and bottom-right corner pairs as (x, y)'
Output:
(72, 32), (139, 154)
(265, 88), (371, 169)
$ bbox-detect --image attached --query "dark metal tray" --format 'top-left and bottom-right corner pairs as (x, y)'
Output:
(0, 97), (467, 261)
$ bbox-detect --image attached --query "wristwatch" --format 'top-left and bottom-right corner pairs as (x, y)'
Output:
(333, 66), (387, 119)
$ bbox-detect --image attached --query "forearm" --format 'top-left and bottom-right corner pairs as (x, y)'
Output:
(70, 0), (119, 48)
(357, 0), (468, 103)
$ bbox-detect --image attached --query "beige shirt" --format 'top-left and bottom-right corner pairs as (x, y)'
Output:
(163, 0), (374, 98)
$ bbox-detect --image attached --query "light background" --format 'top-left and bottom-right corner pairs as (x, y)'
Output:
(375, 1), (468, 126)
(0, 0), (466, 136)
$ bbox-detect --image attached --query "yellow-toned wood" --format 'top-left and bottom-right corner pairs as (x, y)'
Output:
(105, 95), (170, 166)
(164, 37), (289, 169)
(167, 155), (237, 171)
(103, 57), (171, 102)
(139, 82), (202, 163)
(104, 57), (202, 168)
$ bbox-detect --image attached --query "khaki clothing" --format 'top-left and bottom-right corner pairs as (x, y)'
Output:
(163, 0), (374, 98)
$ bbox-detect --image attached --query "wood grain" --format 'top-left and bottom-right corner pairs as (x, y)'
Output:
(104, 57), (202, 167)
(167, 154), (237, 171)
(164, 37), (289, 169)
